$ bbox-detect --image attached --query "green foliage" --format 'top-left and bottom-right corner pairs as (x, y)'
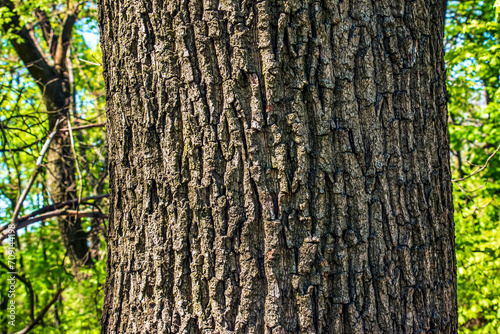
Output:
(0, 223), (106, 333)
(0, 0), (106, 332)
(446, 0), (500, 332)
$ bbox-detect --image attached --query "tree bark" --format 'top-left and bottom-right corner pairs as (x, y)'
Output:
(99, 0), (456, 333)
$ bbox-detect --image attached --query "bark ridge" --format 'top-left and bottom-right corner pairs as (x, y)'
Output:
(99, 0), (456, 333)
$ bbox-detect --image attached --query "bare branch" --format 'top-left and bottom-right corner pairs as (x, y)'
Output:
(452, 144), (500, 182)
(59, 122), (106, 132)
(1, 209), (108, 241)
(19, 194), (108, 223)
(53, 4), (80, 72)
(25, 22), (49, 65)
(33, 8), (58, 57)
(0, 139), (42, 153)
(9, 210), (107, 238)
(0, 194), (109, 235)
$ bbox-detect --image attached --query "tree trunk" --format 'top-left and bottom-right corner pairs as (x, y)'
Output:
(35, 34), (91, 273)
(99, 0), (456, 333)
(45, 92), (92, 272)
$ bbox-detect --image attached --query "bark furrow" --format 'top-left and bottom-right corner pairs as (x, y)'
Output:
(99, 0), (456, 333)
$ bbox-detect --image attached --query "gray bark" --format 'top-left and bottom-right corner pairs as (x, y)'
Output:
(99, 0), (457, 333)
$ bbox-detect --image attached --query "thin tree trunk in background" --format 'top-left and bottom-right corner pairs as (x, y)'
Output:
(1, 0), (92, 273)
(45, 124), (92, 271)
(99, 0), (456, 333)
(44, 55), (92, 273)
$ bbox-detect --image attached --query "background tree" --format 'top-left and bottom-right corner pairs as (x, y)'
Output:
(99, 0), (456, 333)
(1, 0), (97, 272)
(0, 0), (107, 332)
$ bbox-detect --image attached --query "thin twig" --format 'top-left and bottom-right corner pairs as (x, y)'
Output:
(1, 210), (108, 241)
(19, 194), (108, 223)
(452, 144), (500, 182)
(0, 118), (22, 201)
(10, 119), (63, 227)
(0, 194), (109, 235)
(58, 122), (105, 132)
(77, 58), (101, 66)
(67, 118), (84, 212)
(66, 47), (84, 217)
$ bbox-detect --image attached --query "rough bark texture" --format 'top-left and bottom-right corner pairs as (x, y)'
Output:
(99, 0), (456, 333)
